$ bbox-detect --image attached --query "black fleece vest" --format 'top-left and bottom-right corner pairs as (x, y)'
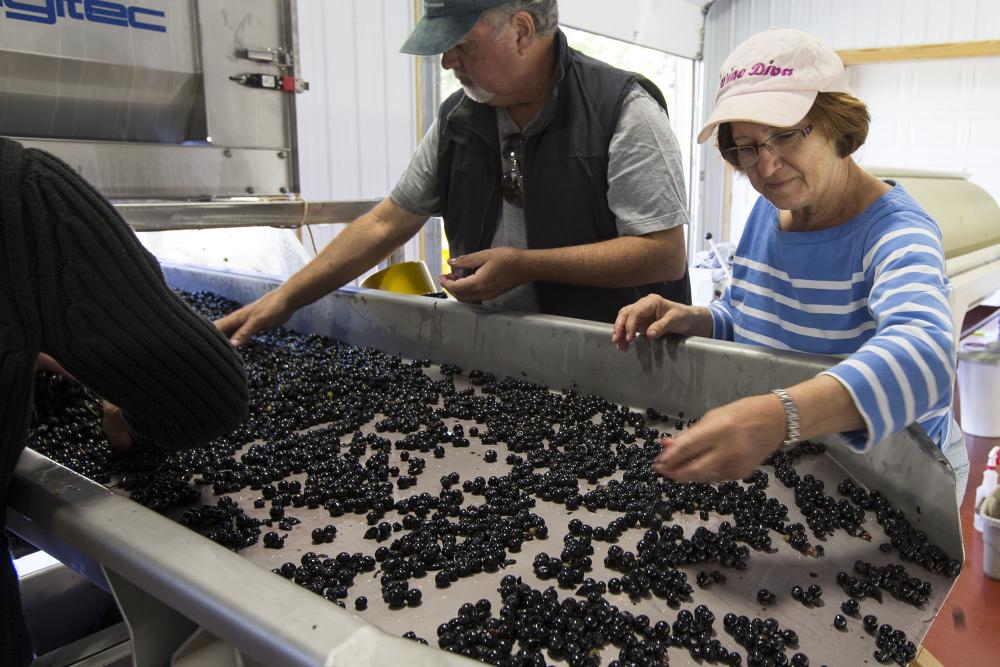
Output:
(436, 31), (690, 323)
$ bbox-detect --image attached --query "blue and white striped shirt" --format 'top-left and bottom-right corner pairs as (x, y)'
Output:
(709, 183), (955, 451)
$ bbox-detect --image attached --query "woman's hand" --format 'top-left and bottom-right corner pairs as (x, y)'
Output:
(37, 354), (132, 450)
(653, 376), (866, 483)
(612, 295), (711, 352)
(652, 394), (787, 483)
(35, 352), (75, 381)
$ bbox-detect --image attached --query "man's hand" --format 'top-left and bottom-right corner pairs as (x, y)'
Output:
(439, 247), (527, 302)
(101, 400), (134, 451)
(215, 289), (294, 347)
(651, 394), (787, 483)
(214, 198), (428, 346)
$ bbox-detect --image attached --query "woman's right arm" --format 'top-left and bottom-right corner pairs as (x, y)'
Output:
(611, 294), (715, 352)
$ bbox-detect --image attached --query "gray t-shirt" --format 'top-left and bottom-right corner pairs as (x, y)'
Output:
(390, 83), (689, 312)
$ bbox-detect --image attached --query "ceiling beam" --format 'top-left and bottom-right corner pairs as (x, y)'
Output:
(837, 40), (1000, 65)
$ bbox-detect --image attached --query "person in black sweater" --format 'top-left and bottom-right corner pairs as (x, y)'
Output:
(0, 137), (250, 666)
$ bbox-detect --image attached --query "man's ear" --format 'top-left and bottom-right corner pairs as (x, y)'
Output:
(511, 11), (536, 53)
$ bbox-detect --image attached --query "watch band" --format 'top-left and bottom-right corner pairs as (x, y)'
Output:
(770, 388), (801, 446)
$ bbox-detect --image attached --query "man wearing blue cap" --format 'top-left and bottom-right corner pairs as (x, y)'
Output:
(218, 0), (690, 345)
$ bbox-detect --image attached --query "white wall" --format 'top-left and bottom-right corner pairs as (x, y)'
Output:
(851, 56), (1000, 204)
(295, 0), (421, 260)
(296, 0), (419, 200)
(701, 0), (1000, 248)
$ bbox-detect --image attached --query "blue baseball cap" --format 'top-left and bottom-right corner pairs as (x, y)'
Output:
(400, 0), (510, 55)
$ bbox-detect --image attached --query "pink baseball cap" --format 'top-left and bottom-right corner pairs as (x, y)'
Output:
(697, 28), (851, 144)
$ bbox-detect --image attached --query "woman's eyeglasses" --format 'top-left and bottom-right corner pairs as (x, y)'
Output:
(721, 123), (814, 168)
(501, 133), (522, 207)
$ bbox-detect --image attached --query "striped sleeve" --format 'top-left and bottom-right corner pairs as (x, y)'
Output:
(709, 286), (735, 341)
(821, 215), (955, 450)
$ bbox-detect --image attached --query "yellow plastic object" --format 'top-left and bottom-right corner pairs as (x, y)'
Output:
(361, 261), (437, 295)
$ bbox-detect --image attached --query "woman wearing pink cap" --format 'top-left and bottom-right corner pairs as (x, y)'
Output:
(612, 28), (968, 500)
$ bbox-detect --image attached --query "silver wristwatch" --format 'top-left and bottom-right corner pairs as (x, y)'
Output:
(770, 388), (800, 446)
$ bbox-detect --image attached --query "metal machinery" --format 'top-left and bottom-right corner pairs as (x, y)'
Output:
(868, 169), (1000, 341)
(8, 268), (966, 666)
(1, 3), (991, 666)
(0, 0), (377, 224)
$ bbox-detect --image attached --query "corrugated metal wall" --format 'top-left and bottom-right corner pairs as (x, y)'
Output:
(295, 0), (420, 257)
(296, 0), (418, 201)
(851, 55), (1000, 203)
(701, 0), (1000, 247)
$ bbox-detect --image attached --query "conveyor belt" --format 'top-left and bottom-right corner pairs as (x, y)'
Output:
(7, 264), (964, 666)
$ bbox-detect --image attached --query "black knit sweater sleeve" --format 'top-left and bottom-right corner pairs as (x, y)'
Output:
(21, 143), (250, 448)
(1, 138), (249, 667)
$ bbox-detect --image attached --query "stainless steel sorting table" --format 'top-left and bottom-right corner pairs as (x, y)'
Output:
(6, 264), (964, 667)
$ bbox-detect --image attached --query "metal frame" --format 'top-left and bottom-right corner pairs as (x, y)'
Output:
(2, 0), (304, 200)
(13, 139), (295, 200)
(112, 199), (381, 232)
(285, 0), (303, 198)
(7, 265), (964, 666)
(6, 451), (476, 667)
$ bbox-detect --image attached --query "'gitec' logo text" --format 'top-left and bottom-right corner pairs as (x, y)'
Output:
(0, 0), (166, 32)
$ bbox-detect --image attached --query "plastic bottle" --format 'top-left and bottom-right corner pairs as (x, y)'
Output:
(974, 446), (1000, 532)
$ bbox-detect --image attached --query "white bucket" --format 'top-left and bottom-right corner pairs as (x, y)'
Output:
(689, 267), (716, 307)
(958, 347), (1000, 437)
(981, 511), (1000, 580)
